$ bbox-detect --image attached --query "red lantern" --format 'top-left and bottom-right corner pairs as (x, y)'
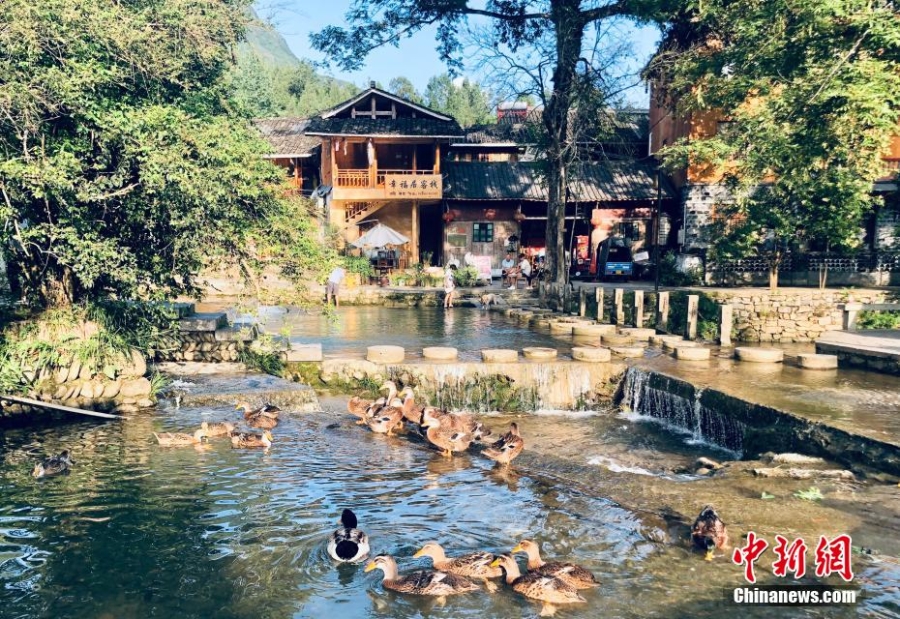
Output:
(442, 211), (455, 223)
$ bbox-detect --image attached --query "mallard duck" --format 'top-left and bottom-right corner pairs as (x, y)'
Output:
(32, 450), (75, 478)
(414, 542), (502, 591)
(512, 540), (599, 589)
(691, 505), (728, 560)
(482, 423), (525, 466)
(365, 400), (404, 436)
(236, 402), (281, 420)
(246, 412), (279, 430)
(421, 409), (473, 457)
(490, 554), (585, 616)
(400, 386), (427, 424)
(327, 508), (370, 563)
(424, 408), (491, 441)
(364, 554), (479, 597)
(200, 420), (235, 437)
(230, 430), (273, 449)
(154, 428), (207, 446)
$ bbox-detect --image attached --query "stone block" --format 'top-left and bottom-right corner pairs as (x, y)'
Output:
(286, 344), (323, 363)
(179, 312), (228, 332)
(602, 334), (635, 346)
(617, 327), (656, 341)
(610, 345), (645, 358)
(422, 346), (458, 361)
(522, 347), (558, 360)
(215, 323), (258, 342)
(797, 354), (838, 370)
(366, 345), (405, 364)
(571, 347), (612, 363)
(572, 324), (616, 337)
(676, 346), (711, 361)
(482, 349), (519, 363)
(735, 347), (784, 363)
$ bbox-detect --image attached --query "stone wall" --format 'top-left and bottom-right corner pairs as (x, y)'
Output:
(681, 184), (734, 251)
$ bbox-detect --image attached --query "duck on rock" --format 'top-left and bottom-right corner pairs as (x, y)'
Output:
(32, 450), (75, 478)
(327, 508), (370, 563)
(482, 423), (525, 466)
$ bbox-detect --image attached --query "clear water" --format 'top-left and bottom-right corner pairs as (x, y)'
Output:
(2, 393), (898, 618)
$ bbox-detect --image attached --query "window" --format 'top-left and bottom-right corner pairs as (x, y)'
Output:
(473, 222), (494, 243)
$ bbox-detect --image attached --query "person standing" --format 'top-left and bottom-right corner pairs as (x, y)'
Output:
(326, 265), (346, 307)
(518, 254), (533, 289)
(443, 265), (456, 308)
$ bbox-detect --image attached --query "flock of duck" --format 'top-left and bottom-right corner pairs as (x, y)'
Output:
(29, 379), (730, 615)
(347, 380), (524, 465)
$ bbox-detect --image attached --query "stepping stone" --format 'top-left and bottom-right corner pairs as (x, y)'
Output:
(549, 322), (575, 334)
(515, 311), (535, 322)
(524, 308), (554, 315)
(610, 345), (645, 358)
(523, 347), (558, 360)
(571, 347), (612, 362)
(663, 339), (698, 352)
(650, 334), (684, 347)
(735, 347), (784, 363)
(531, 318), (553, 328)
(179, 312), (227, 332)
(423, 346), (458, 361)
(676, 346), (711, 361)
(617, 327), (656, 341)
(601, 334), (635, 346)
(798, 353), (838, 370)
(482, 349), (518, 363)
(573, 324), (617, 337)
(286, 344), (323, 363)
(214, 323), (258, 342)
(367, 345), (405, 364)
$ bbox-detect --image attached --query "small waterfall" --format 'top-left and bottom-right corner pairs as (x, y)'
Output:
(619, 367), (744, 455)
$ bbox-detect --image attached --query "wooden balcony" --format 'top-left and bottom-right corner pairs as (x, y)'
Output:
(333, 168), (443, 200)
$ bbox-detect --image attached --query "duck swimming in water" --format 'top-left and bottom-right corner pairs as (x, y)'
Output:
(691, 505), (728, 560)
(512, 539), (599, 589)
(364, 554), (479, 597)
(327, 508), (370, 563)
(32, 450), (75, 478)
(482, 423), (525, 466)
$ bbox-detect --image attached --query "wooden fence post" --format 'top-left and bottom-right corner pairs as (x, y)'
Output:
(595, 287), (604, 323)
(614, 288), (624, 325)
(579, 288), (587, 317)
(633, 290), (644, 327)
(719, 304), (733, 346)
(686, 294), (699, 340)
(657, 292), (669, 332)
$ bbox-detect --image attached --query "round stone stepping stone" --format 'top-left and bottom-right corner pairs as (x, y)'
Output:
(601, 334), (635, 346)
(571, 347), (612, 362)
(649, 334), (682, 347)
(522, 347), (558, 360)
(531, 318), (553, 328)
(516, 311), (534, 322)
(735, 347), (784, 363)
(549, 322), (575, 334)
(797, 353), (838, 370)
(676, 346), (711, 361)
(662, 338), (697, 352)
(482, 349), (518, 363)
(573, 324), (617, 337)
(422, 347), (458, 361)
(610, 345), (645, 358)
(523, 307), (554, 315)
(367, 345), (405, 364)
(617, 327), (656, 341)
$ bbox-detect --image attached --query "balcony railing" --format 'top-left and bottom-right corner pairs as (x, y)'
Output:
(880, 158), (900, 178)
(335, 168), (434, 188)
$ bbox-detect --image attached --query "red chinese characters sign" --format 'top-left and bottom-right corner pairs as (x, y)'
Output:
(733, 533), (854, 583)
(384, 174), (442, 199)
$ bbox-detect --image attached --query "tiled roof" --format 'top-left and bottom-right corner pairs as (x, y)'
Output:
(253, 118), (320, 157)
(444, 160), (674, 203)
(304, 116), (464, 138)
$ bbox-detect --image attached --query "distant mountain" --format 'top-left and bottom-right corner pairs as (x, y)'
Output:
(239, 8), (301, 68)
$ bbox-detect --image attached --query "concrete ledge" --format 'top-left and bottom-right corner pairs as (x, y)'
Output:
(367, 345), (405, 364)
(571, 347), (612, 362)
(482, 349), (519, 363)
(797, 353), (838, 370)
(735, 347), (784, 363)
(573, 324), (617, 337)
(610, 345), (645, 358)
(523, 347), (558, 360)
(618, 327), (656, 341)
(179, 312), (228, 332)
(422, 346), (458, 361)
(676, 346), (711, 361)
(285, 344), (323, 363)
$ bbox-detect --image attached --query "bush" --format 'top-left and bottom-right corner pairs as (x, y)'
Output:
(659, 251), (704, 287)
(453, 266), (479, 288)
(856, 311), (900, 330)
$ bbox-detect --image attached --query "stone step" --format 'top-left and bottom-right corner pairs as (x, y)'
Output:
(214, 323), (258, 343)
(179, 312), (227, 332)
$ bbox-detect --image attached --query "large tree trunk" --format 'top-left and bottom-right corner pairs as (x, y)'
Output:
(542, 0), (585, 300)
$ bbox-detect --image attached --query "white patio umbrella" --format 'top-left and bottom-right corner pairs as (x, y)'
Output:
(351, 223), (409, 248)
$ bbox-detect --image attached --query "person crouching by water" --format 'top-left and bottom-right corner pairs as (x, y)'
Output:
(326, 265), (346, 307)
(443, 264), (457, 308)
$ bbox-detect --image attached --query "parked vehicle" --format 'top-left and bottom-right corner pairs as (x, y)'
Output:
(596, 236), (634, 282)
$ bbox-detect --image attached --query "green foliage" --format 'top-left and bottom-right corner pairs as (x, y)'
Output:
(238, 333), (285, 375)
(0, 0), (286, 307)
(453, 266), (479, 288)
(388, 77), (423, 104)
(654, 0), (900, 288)
(424, 74), (494, 128)
(659, 251), (704, 287)
(794, 486), (824, 502)
(855, 310), (900, 330)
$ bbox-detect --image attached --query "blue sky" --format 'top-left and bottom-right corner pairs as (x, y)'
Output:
(256, 1), (660, 106)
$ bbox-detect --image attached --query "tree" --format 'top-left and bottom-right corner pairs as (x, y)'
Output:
(651, 0), (900, 289)
(311, 0), (648, 292)
(0, 0), (284, 307)
(388, 77), (423, 104)
(423, 74), (494, 127)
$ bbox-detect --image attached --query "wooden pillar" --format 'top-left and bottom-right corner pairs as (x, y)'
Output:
(595, 287), (604, 322)
(433, 143), (441, 174)
(368, 139), (377, 187)
(294, 157), (301, 190)
(614, 288), (624, 324)
(685, 294), (699, 340)
(579, 288), (587, 317)
(633, 290), (644, 327)
(657, 291), (669, 332)
(719, 304), (733, 346)
(411, 200), (419, 264)
(412, 145), (417, 172)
